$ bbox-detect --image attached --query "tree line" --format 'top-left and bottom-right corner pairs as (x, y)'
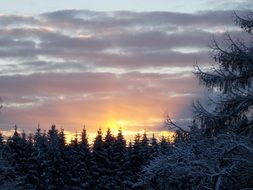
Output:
(0, 125), (172, 189)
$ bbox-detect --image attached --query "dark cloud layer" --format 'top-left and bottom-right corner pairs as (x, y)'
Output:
(0, 9), (248, 132)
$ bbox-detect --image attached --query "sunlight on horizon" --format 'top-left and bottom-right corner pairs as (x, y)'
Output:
(1, 124), (175, 144)
(65, 128), (175, 144)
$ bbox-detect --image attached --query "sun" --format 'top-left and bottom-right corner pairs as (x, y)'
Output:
(105, 120), (128, 135)
(106, 120), (120, 134)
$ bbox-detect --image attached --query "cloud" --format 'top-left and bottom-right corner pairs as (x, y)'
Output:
(0, 14), (39, 26)
(0, 9), (248, 133)
(40, 10), (237, 30)
(0, 72), (200, 97)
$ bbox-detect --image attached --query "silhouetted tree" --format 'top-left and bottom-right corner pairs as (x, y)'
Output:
(149, 133), (158, 157)
(141, 11), (253, 190)
(90, 128), (105, 189)
(0, 130), (3, 145)
(158, 136), (170, 154)
(79, 126), (92, 188)
(5, 126), (36, 189)
(43, 125), (67, 189)
(114, 128), (130, 188)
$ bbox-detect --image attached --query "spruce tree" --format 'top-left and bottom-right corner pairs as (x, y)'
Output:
(150, 133), (159, 157)
(114, 128), (131, 189)
(32, 126), (49, 189)
(101, 128), (117, 189)
(0, 130), (3, 145)
(194, 12), (253, 137)
(81, 126), (89, 152)
(140, 131), (150, 160)
(79, 126), (91, 188)
(0, 129), (18, 189)
(7, 126), (26, 173)
(193, 11), (253, 188)
(44, 125), (66, 189)
(159, 136), (171, 154)
(90, 128), (105, 189)
(66, 132), (82, 189)
(6, 126), (36, 188)
(127, 133), (143, 186)
(141, 11), (253, 189)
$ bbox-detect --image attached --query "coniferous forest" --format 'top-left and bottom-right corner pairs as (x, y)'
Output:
(1, 11), (253, 190)
(0, 125), (170, 189)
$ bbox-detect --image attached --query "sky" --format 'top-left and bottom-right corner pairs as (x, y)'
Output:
(0, 0), (251, 14)
(0, 0), (252, 140)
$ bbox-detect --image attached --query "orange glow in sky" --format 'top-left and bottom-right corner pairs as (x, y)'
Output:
(0, 8), (209, 138)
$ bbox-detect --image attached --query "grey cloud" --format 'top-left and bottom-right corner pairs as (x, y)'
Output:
(41, 9), (240, 30)
(0, 38), (35, 49)
(0, 10), (245, 62)
(0, 14), (39, 27)
(0, 9), (248, 131)
(85, 51), (211, 69)
(0, 72), (200, 97)
(39, 36), (113, 52)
